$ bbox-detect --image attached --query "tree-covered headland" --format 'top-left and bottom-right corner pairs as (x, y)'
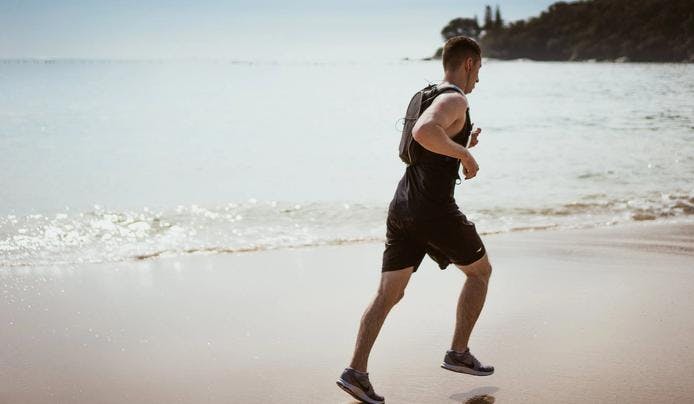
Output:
(431, 0), (694, 62)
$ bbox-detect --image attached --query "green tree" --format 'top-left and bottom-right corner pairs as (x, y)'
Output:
(441, 17), (481, 40)
(483, 5), (493, 30)
(495, 5), (503, 29)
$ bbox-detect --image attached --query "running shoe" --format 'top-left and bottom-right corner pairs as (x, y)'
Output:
(336, 368), (385, 404)
(441, 348), (494, 376)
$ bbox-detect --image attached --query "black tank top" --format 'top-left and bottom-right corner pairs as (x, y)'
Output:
(389, 108), (472, 219)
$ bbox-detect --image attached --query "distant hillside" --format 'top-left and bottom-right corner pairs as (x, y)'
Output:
(433, 0), (694, 62)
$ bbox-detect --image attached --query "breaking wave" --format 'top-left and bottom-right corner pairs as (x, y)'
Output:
(1, 191), (692, 268)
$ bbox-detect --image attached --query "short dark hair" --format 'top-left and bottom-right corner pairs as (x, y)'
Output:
(442, 36), (481, 72)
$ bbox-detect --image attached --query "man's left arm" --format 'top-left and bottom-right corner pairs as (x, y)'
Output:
(468, 127), (481, 148)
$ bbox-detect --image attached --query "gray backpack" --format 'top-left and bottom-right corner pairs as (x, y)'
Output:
(398, 83), (465, 165)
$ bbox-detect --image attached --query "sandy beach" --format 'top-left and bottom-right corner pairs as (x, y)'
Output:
(2, 220), (693, 403)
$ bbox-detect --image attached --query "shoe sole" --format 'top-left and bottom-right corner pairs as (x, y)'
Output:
(441, 362), (494, 376)
(336, 379), (385, 404)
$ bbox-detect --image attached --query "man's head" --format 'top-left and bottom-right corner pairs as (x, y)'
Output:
(442, 36), (482, 94)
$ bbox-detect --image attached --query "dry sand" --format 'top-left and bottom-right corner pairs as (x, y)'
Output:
(1, 220), (693, 403)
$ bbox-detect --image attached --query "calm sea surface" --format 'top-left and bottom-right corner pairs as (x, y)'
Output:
(1, 59), (693, 267)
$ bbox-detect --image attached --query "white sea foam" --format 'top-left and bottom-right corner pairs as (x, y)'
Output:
(1, 192), (692, 267)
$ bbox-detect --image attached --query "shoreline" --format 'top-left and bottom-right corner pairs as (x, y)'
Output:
(4, 216), (693, 270)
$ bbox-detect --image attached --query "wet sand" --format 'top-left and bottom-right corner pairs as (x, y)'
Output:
(1, 220), (693, 403)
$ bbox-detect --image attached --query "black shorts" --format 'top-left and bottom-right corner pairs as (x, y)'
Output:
(381, 209), (486, 273)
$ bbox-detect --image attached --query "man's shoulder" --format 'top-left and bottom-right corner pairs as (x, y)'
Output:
(430, 91), (469, 111)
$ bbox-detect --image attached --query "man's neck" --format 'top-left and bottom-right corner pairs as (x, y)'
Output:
(442, 75), (467, 92)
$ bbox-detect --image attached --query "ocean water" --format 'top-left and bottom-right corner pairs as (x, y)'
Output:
(1, 59), (693, 267)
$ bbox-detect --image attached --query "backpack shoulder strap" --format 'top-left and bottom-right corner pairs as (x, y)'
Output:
(422, 83), (465, 105)
(435, 83), (464, 95)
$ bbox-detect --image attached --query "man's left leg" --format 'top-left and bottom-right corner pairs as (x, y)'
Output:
(440, 253), (494, 375)
(451, 253), (492, 352)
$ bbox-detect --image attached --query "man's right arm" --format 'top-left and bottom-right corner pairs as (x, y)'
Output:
(412, 93), (479, 179)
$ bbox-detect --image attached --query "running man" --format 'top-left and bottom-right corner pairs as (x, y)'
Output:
(336, 36), (493, 404)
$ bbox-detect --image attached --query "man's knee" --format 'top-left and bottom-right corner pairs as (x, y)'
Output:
(456, 254), (492, 281)
(377, 284), (406, 307)
(377, 267), (413, 307)
(392, 290), (407, 306)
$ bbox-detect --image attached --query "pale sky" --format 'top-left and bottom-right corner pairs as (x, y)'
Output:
(0, 0), (558, 61)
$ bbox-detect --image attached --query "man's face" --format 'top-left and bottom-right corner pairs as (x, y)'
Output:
(463, 57), (482, 94)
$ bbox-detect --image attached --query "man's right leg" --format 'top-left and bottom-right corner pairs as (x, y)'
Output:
(349, 266), (414, 372)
